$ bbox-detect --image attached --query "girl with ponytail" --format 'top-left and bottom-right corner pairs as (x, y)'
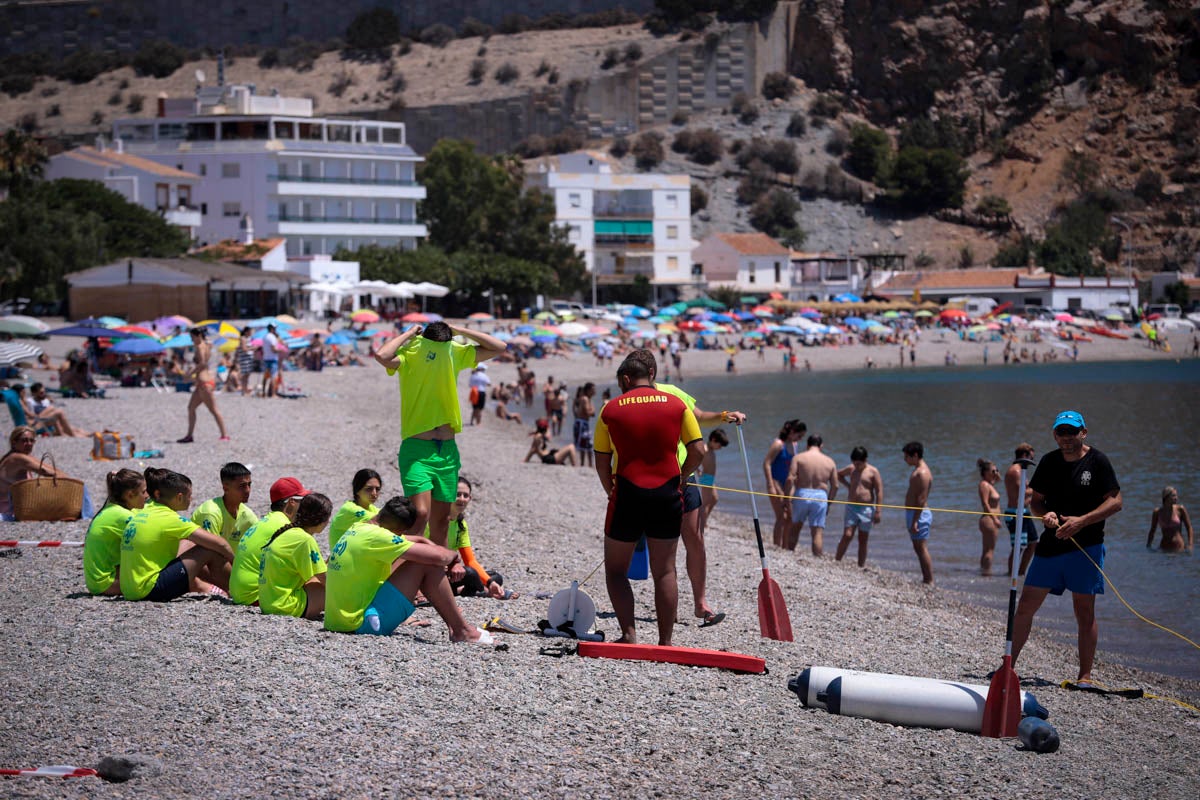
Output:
(259, 493), (333, 620)
(83, 469), (147, 596)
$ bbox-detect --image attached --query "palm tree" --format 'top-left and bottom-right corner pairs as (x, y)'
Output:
(0, 128), (48, 197)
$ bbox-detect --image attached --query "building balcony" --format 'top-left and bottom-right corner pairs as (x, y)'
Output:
(594, 205), (655, 218)
(269, 215), (427, 238)
(270, 175), (425, 200)
(595, 235), (654, 248)
(269, 174), (419, 187)
(161, 207), (202, 228)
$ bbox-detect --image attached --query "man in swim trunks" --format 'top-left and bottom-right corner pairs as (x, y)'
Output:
(903, 441), (934, 585)
(784, 434), (838, 556)
(324, 495), (491, 643)
(1012, 410), (1122, 684)
(1004, 442), (1039, 576)
(835, 446), (883, 567)
(593, 354), (704, 646)
(375, 321), (506, 548)
(259, 323), (281, 399)
(622, 348), (745, 628)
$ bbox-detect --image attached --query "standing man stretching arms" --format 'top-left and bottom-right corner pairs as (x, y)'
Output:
(1012, 410), (1121, 684)
(375, 321), (506, 548)
(593, 355), (704, 646)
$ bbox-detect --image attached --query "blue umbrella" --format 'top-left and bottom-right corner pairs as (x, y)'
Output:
(515, 324), (535, 334)
(833, 293), (862, 303)
(799, 310), (822, 319)
(48, 321), (135, 338)
(161, 333), (194, 349)
(109, 338), (165, 355)
(710, 313), (735, 323)
(493, 331), (513, 342)
(732, 311), (757, 321)
(657, 307), (681, 318)
(620, 318), (642, 329)
(842, 317), (867, 329)
(324, 331), (357, 346)
(627, 306), (651, 319)
(531, 334), (558, 344)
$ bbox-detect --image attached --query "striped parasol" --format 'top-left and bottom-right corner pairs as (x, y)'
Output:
(0, 341), (43, 368)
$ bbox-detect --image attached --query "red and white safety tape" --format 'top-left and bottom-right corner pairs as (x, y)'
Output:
(0, 540), (85, 548)
(0, 764), (97, 778)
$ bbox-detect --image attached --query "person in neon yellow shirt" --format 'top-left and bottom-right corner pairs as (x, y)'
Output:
(191, 462), (258, 551)
(259, 493), (331, 619)
(83, 468), (147, 596)
(324, 494), (493, 643)
(328, 468), (381, 553)
(374, 321), (506, 549)
(119, 470), (234, 601)
(229, 476), (309, 605)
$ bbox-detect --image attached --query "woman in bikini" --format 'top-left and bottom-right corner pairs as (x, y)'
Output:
(1147, 486), (1193, 553)
(0, 426), (73, 519)
(524, 418), (577, 466)
(977, 459), (1002, 575)
(178, 327), (229, 443)
(572, 382), (596, 469)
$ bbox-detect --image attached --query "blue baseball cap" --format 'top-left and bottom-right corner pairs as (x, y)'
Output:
(1052, 410), (1085, 431)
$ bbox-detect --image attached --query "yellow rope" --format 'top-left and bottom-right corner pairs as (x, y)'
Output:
(704, 481), (1200, 659)
(1062, 678), (1200, 714)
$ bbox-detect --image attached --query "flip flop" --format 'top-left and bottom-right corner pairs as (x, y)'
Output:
(699, 611), (726, 628)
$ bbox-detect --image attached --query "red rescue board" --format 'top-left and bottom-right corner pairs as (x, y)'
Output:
(577, 641), (766, 673)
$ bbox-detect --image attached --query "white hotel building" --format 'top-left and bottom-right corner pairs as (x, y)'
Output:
(526, 152), (696, 304)
(112, 83), (427, 257)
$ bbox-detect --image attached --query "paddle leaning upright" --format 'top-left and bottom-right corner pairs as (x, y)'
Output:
(736, 424), (793, 642)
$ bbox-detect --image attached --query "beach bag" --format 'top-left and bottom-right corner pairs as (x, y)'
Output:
(11, 455), (85, 522)
(91, 430), (132, 461)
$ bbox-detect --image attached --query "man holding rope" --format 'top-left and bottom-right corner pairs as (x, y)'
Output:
(1011, 410), (1122, 684)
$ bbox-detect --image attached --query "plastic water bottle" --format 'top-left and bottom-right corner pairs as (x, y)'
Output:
(1018, 717), (1061, 753)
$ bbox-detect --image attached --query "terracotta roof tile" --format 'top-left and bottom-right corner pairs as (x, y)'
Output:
(75, 146), (200, 179)
(876, 268), (1028, 293)
(195, 238), (287, 262)
(714, 232), (790, 257)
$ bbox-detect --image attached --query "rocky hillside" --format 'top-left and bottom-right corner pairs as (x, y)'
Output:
(2, 1), (1197, 275)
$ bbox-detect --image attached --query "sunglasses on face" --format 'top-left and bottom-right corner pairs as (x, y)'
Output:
(1054, 426), (1082, 437)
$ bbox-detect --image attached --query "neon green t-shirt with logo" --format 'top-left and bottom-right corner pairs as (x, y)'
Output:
(259, 527), (327, 618)
(229, 510), (290, 605)
(83, 503), (132, 595)
(192, 497), (260, 551)
(119, 502), (198, 601)
(386, 337), (476, 438)
(324, 522), (413, 632)
(329, 500), (378, 553)
(423, 518), (472, 550)
(655, 382), (698, 469)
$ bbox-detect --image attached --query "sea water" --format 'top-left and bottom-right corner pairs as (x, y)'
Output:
(678, 358), (1200, 681)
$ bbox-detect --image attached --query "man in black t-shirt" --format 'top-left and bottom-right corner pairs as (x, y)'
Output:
(1011, 410), (1123, 684)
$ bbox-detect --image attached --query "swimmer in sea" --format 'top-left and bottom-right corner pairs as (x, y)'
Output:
(1147, 486), (1193, 553)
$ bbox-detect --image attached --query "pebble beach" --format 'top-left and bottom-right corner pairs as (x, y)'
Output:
(0, 328), (1197, 799)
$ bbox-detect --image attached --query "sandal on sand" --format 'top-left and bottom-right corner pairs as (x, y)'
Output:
(464, 630), (495, 645)
(176, 435), (194, 443)
(699, 611), (726, 628)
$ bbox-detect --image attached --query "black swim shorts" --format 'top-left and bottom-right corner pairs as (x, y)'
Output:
(605, 475), (683, 543)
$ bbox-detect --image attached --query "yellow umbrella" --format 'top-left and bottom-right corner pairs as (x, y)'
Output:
(217, 337), (240, 354)
(276, 314), (299, 324)
(657, 323), (679, 333)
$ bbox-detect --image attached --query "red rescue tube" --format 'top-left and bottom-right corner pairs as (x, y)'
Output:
(577, 641), (766, 674)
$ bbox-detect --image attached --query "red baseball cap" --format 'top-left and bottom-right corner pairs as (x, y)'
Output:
(269, 477), (310, 504)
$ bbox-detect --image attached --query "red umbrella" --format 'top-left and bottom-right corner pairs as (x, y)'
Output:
(939, 309), (969, 318)
(401, 312), (430, 323)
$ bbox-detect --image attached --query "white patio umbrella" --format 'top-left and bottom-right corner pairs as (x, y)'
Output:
(0, 341), (43, 367)
(411, 281), (450, 311)
(0, 315), (51, 336)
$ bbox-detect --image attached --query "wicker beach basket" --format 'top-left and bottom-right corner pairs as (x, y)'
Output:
(11, 455), (84, 521)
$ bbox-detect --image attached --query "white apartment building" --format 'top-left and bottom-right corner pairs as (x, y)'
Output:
(112, 83), (427, 257)
(693, 232), (792, 295)
(45, 142), (202, 239)
(526, 151), (695, 304)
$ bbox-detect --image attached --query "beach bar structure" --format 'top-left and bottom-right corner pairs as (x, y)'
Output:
(66, 258), (311, 321)
(874, 267), (1138, 310)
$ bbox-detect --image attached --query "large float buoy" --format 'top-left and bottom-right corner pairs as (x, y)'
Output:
(788, 666), (1047, 733)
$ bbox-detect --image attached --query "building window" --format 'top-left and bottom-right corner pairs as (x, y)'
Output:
(155, 183), (169, 210)
(198, 163), (206, 176)
(569, 193), (581, 208)
(222, 202), (241, 217)
(774, 262), (781, 283)
(200, 202), (208, 215)
(666, 194), (678, 209)
(667, 256), (679, 272)
(221, 162), (240, 178)
(667, 225), (678, 240)
(568, 225), (580, 242)
(748, 263), (756, 283)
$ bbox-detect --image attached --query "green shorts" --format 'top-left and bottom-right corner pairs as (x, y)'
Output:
(398, 438), (460, 503)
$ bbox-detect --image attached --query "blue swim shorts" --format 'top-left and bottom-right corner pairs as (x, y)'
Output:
(906, 508), (933, 541)
(683, 480), (702, 513)
(792, 488), (829, 528)
(262, 359), (279, 376)
(1004, 507), (1040, 547)
(697, 474), (716, 487)
(1024, 543), (1105, 596)
(356, 581), (416, 635)
(843, 502), (875, 533)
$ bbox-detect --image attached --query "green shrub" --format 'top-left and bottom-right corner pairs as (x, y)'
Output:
(107, 90), (123, 106)
(516, 135), (548, 158)
(671, 109), (689, 126)
(688, 129), (724, 165)
(345, 8), (400, 51)
(132, 39), (186, 78)
(328, 70), (355, 97)
(991, 234), (1035, 267)
(1133, 168), (1163, 203)
(90, 110), (105, 126)
(420, 24), (456, 48)
(535, 60), (551, 77)
(1061, 151), (1100, 195)
(810, 93), (842, 119)
(671, 130), (695, 154)
(258, 48), (281, 69)
(601, 48), (621, 70)
(888, 147), (968, 211)
(390, 74), (406, 94)
(499, 14), (533, 34)
(690, 185), (709, 215)
(825, 125), (849, 156)
(494, 62), (519, 84)
(624, 43), (643, 64)
(58, 48), (119, 84)
(460, 17), (493, 38)
(731, 92), (758, 124)
(46, 103), (61, 117)
(846, 123), (891, 182)
(975, 195), (1012, 216)
(468, 59), (486, 84)
(632, 132), (664, 171)
(786, 112), (807, 137)
(126, 93), (145, 113)
(761, 71), (793, 100)
(750, 188), (802, 239)
(280, 39), (322, 72)
(1, 73), (34, 97)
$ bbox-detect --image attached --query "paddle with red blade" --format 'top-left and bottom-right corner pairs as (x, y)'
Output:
(981, 456), (1036, 737)
(735, 424), (793, 642)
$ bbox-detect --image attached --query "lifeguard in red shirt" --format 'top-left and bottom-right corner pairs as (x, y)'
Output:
(593, 355), (703, 646)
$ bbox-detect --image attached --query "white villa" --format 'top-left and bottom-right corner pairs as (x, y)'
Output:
(45, 142), (203, 239)
(526, 151), (696, 304)
(110, 82), (427, 257)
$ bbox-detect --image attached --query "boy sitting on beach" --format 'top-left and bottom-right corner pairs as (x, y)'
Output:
(192, 462), (258, 551)
(324, 495), (492, 643)
(229, 477), (310, 605)
(120, 470), (233, 601)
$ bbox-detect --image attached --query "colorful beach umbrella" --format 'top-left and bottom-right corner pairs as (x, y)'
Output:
(0, 341), (43, 367)
(468, 312), (494, 321)
(109, 338), (165, 355)
(400, 312), (430, 323)
(351, 310), (380, 324)
(96, 316), (127, 328)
